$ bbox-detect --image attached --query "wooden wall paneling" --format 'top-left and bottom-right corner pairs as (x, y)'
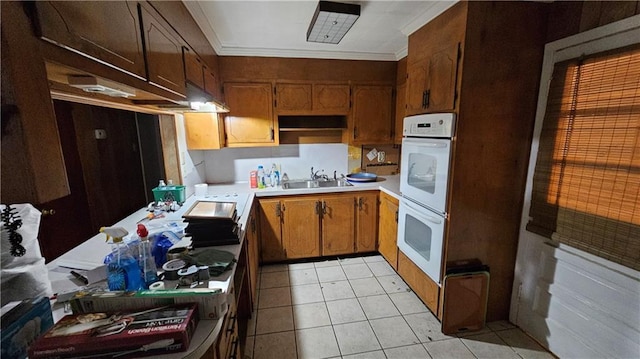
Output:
(219, 57), (396, 84)
(445, 1), (547, 321)
(159, 114), (182, 185)
(0, 1), (69, 204)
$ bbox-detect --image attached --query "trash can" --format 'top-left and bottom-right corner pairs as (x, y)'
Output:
(441, 260), (490, 335)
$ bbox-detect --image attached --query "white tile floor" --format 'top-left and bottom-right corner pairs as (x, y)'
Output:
(244, 255), (555, 359)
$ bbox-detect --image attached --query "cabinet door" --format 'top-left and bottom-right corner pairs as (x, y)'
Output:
(33, 1), (146, 79)
(313, 84), (350, 114)
(258, 199), (285, 262)
(394, 83), (406, 144)
(183, 112), (225, 149)
(140, 3), (187, 96)
(282, 197), (321, 259)
(356, 192), (378, 253)
(246, 203), (259, 309)
(183, 48), (205, 89)
(351, 86), (394, 145)
(405, 61), (429, 116)
(275, 84), (312, 113)
(322, 195), (356, 256)
(204, 67), (221, 101)
(223, 83), (276, 146)
(427, 43), (460, 112)
(378, 192), (399, 269)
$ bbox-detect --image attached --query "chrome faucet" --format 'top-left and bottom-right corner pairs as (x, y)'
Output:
(311, 167), (329, 180)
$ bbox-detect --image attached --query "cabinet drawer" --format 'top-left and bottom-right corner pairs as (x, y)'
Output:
(216, 299), (237, 358)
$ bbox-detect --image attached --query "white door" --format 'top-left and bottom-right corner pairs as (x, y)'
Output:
(511, 16), (640, 358)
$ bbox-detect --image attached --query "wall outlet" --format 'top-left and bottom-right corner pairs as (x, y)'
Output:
(94, 129), (107, 140)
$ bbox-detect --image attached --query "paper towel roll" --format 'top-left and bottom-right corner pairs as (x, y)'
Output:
(149, 281), (165, 290)
(194, 183), (208, 198)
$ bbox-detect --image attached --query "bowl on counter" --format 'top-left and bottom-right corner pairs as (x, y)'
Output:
(345, 172), (378, 183)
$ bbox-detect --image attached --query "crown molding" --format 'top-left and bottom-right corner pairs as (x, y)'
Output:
(400, 1), (459, 36)
(215, 46), (399, 61)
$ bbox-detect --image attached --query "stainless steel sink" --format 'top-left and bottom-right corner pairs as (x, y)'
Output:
(282, 179), (352, 190)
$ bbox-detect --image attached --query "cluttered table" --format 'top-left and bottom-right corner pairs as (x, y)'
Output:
(42, 176), (400, 358)
(45, 190), (254, 359)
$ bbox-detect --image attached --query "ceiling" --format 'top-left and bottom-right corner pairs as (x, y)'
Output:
(183, 1), (458, 61)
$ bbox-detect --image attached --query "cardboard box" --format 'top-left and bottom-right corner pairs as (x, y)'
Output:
(70, 288), (227, 320)
(1, 297), (54, 359)
(28, 303), (198, 359)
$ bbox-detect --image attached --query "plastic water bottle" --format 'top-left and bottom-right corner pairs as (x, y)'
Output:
(257, 165), (266, 189)
(270, 164), (279, 187)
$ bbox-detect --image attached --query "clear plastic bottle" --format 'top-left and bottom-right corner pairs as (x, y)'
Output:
(257, 165), (266, 189)
(270, 164), (279, 187)
(137, 224), (158, 286)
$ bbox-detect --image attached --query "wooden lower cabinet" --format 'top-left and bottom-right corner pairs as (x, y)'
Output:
(355, 192), (378, 253)
(322, 195), (356, 256)
(377, 192), (399, 268)
(397, 251), (440, 316)
(282, 197), (321, 259)
(246, 202), (259, 309)
(258, 192), (378, 262)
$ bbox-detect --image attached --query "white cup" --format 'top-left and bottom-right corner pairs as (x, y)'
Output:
(194, 183), (208, 198)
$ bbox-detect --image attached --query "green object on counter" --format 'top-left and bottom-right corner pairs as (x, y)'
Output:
(183, 248), (236, 276)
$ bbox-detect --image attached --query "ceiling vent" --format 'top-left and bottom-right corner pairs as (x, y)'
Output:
(307, 1), (360, 44)
(67, 75), (136, 98)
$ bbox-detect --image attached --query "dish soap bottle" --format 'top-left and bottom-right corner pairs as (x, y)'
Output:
(101, 226), (145, 291)
(270, 163), (280, 187)
(137, 224), (158, 287)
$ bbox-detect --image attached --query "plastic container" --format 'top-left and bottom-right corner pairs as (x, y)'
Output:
(152, 185), (186, 203)
(137, 224), (158, 286)
(270, 164), (280, 187)
(250, 171), (258, 188)
(257, 166), (266, 189)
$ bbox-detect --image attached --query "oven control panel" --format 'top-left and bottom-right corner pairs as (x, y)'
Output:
(403, 113), (456, 138)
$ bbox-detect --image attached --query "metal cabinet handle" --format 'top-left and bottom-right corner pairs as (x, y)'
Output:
(276, 203), (281, 217)
(226, 315), (237, 333)
(425, 89), (430, 108)
(315, 201), (321, 215)
(322, 201), (327, 215)
(395, 210), (399, 223)
(358, 197), (364, 210)
(229, 336), (239, 359)
(250, 217), (256, 233)
(41, 209), (56, 217)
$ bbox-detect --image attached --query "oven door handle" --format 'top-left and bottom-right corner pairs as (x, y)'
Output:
(401, 199), (444, 224)
(417, 142), (447, 148)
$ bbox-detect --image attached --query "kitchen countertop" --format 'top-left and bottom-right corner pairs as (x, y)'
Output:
(45, 174), (400, 357)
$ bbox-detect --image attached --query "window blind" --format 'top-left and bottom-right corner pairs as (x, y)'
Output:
(527, 44), (640, 271)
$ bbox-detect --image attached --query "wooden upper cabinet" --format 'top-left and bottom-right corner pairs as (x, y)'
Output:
(183, 112), (225, 150)
(223, 82), (276, 147)
(275, 83), (350, 115)
(406, 44), (460, 115)
(32, 1), (146, 79)
(355, 192), (378, 253)
(204, 67), (221, 101)
(275, 83), (312, 113)
(139, 2), (186, 96)
(183, 48), (205, 89)
(395, 82), (406, 144)
(313, 84), (350, 114)
(350, 85), (394, 145)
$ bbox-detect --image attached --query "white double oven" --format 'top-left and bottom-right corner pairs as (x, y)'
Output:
(397, 113), (455, 285)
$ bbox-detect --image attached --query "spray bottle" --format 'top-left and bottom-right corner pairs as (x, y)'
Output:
(101, 226), (145, 291)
